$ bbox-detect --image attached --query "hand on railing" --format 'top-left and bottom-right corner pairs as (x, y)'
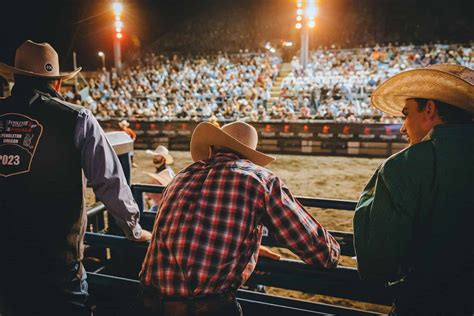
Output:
(134, 229), (152, 242)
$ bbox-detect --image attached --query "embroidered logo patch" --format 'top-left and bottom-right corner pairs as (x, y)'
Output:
(0, 113), (43, 177)
(45, 63), (53, 72)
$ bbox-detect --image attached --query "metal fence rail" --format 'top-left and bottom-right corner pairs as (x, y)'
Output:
(85, 184), (391, 315)
(87, 272), (378, 315)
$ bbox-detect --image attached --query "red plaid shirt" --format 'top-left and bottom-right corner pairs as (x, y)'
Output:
(140, 152), (340, 296)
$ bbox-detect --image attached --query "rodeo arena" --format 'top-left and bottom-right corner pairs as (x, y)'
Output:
(0, 0), (473, 315)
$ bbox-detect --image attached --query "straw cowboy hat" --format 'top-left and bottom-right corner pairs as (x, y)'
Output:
(145, 171), (173, 186)
(190, 121), (275, 167)
(0, 40), (81, 81)
(371, 64), (474, 117)
(146, 145), (174, 164)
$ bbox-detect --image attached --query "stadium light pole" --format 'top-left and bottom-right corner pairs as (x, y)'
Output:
(113, 2), (123, 74)
(98, 51), (106, 70)
(296, 0), (317, 70)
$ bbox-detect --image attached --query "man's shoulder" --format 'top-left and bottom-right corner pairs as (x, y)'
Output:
(232, 160), (276, 181)
(45, 96), (84, 114)
(381, 140), (434, 175)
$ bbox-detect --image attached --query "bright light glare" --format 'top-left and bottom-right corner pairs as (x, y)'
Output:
(295, 22), (302, 29)
(113, 2), (123, 15)
(270, 48), (276, 53)
(306, 7), (317, 18)
(296, 15), (302, 21)
(305, 0), (318, 18)
(282, 41), (293, 47)
(116, 33), (123, 39)
(308, 20), (315, 28)
(98, 52), (104, 57)
(297, 2), (303, 8)
(296, 9), (303, 15)
(115, 21), (123, 28)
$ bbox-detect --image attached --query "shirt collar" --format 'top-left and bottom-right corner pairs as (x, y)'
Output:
(11, 84), (64, 106)
(421, 128), (434, 142)
(208, 151), (242, 163)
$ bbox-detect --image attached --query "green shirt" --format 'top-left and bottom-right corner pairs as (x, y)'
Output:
(353, 124), (474, 293)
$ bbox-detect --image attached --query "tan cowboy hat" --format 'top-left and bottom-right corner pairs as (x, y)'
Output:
(145, 171), (173, 186)
(145, 145), (174, 164)
(371, 64), (474, 117)
(0, 40), (81, 81)
(190, 121), (275, 167)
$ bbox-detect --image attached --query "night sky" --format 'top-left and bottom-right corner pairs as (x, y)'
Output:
(0, 0), (472, 71)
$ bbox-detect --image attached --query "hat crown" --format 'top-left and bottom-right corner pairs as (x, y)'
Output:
(221, 121), (258, 150)
(154, 145), (169, 155)
(427, 64), (474, 85)
(371, 63), (474, 116)
(14, 40), (60, 76)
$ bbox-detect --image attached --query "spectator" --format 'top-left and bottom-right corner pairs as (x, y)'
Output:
(0, 40), (151, 316)
(145, 145), (175, 179)
(140, 121), (340, 315)
(118, 119), (139, 168)
(353, 64), (474, 314)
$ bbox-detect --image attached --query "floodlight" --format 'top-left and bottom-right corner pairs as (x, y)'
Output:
(113, 2), (123, 15)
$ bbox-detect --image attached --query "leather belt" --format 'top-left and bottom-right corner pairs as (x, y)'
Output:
(141, 288), (238, 316)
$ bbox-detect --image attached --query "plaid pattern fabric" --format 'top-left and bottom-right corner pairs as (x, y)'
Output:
(140, 152), (340, 297)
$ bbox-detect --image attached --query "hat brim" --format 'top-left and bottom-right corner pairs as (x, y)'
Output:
(190, 122), (275, 167)
(0, 63), (81, 81)
(145, 150), (174, 164)
(371, 68), (474, 117)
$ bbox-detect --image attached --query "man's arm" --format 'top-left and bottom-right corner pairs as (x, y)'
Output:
(74, 109), (150, 241)
(263, 176), (340, 268)
(353, 165), (416, 283)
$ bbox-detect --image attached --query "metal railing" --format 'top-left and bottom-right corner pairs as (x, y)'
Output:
(84, 183), (392, 310)
(131, 183), (357, 257)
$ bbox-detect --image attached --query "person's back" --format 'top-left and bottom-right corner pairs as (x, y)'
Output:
(144, 151), (333, 295)
(370, 124), (474, 310)
(353, 64), (474, 315)
(141, 122), (340, 315)
(0, 40), (151, 316)
(407, 124), (473, 308)
(0, 75), (89, 314)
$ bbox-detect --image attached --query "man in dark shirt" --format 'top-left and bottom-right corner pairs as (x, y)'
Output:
(0, 40), (151, 315)
(354, 64), (473, 315)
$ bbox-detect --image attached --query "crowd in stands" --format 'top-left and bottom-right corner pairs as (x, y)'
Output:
(73, 43), (473, 123)
(75, 53), (280, 122)
(278, 43), (473, 123)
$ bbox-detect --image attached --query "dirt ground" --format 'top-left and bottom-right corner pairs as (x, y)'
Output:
(88, 150), (390, 313)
